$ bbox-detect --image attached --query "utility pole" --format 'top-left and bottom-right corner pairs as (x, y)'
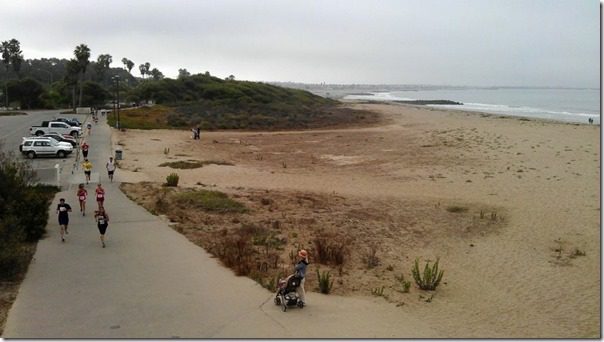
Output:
(112, 75), (120, 129)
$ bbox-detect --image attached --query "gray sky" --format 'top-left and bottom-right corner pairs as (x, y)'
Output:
(0, 0), (599, 87)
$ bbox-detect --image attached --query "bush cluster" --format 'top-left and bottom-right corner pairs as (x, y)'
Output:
(0, 149), (58, 280)
(165, 173), (179, 186)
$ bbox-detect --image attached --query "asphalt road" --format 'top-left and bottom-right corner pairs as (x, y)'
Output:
(0, 109), (89, 185)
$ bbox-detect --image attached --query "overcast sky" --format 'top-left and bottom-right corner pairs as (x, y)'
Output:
(0, 0), (599, 87)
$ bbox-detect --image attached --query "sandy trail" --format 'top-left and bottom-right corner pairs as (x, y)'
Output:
(114, 103), (600, 337)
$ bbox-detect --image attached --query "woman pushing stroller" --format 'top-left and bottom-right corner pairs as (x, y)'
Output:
(274, 249), (309, 311)
(294, 249), (309, 305)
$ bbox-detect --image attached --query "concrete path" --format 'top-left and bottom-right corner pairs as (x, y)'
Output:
(3, 116), (437, 338)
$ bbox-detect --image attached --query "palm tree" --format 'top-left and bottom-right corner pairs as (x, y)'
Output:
(138, 64), (146, 79)
(0, 39), (24, 107)
(65, 59), (80, 110)
(122, 58), (134, 74)
(95, 54), (112, 82)
(74, 44), (91, 107)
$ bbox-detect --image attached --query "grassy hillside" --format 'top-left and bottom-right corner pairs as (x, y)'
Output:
(109, 75), (378, 130)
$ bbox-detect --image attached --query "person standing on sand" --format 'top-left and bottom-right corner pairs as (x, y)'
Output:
(95, 183), (105, 210)
(295, 249), (309, 305)
(94, 207), (110, 248)
(56, 198), (72, 242)
(196, 126), (201, 140)
(76, 183), (88, 216)
(82, 159), (93, 184)
(106, 157), (116, 182)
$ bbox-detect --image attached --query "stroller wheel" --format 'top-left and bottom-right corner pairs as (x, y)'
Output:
(274, 297), (281, 305)
(297, 301), (305, 308)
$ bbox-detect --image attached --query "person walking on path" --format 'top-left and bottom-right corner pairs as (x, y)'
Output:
(106, 157), (116, 182)
(95, 183), (105, 210)
(81, 141), (89, 159)
(56, 198), (72, 242)
(82, 159), (93, 184)
(76, 183), (88, 216)
(294, 249), (309, 305)
(94, 208), (110, 248)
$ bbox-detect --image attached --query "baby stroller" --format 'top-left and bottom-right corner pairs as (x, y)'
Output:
(274, 274), (304, 312)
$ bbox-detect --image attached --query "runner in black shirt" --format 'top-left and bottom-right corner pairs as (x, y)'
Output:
(56, 198), (72, 242)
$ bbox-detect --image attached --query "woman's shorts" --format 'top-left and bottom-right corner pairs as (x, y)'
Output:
(108, 171), (114, 176)
(82, 150), (89, 158)
(84, 171), (91, 176)
(59, 217), (69, 225)
(98, 224), (108, 235)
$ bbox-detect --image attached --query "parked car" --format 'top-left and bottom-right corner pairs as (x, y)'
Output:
(30, 121), (81, 137)
(20, 136), (73, 151)
(54, 117), (82, 127)
(42, 133), (78, 147)
(20, 137), (73, 159)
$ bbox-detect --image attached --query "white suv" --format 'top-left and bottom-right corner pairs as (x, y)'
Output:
(20, 137), (74, 159)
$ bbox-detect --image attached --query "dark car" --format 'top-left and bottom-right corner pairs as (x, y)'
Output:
(43, 133), (77, 147)
(54, 117), (81, 127)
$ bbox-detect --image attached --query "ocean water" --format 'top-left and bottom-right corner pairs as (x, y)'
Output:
(344, 87), (600, 124)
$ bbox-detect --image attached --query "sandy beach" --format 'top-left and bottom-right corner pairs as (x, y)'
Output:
(113, 103), (600, 338)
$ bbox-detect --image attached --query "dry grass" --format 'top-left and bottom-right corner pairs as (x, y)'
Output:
(120, 182), (505, 301)
(159, 160), (234, 169)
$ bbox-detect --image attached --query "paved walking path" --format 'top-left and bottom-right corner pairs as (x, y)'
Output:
(4, 115), (436, 338)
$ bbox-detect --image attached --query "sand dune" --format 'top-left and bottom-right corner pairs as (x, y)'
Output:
(113, 103), (600, 337)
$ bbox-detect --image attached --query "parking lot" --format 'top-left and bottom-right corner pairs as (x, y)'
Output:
(0, 110), (89, 186)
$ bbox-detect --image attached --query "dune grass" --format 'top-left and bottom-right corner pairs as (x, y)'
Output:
(159, 160), (233, 169)
(173, 190), (247, 213)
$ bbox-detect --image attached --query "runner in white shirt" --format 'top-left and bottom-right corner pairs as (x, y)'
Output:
(106, 157), (116, 182)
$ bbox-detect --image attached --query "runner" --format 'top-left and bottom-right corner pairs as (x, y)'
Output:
(82, 159), (93, 184)
(106, 157), (116, 182)
(86, 122), (92, 135)
(56, 198), (72, 242)
(95, 183), (105, 210)
(81, 141), (89, 159)
(94, 207), (110, 248)
(76, 183), (88, 216)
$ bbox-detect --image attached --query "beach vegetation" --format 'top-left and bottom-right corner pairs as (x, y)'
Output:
(107, 74), (378, 130)
(371, 286), (386, 297)
(172, 189), (247, 213)
(446, 205), (468, 213)
(0, 148), (59, 280)
(395, 273), (412, 293)
(313, 232), (348, 266)
(159, 160), (233, 169)
(362, 244), (380, 269)
(165, 172), (179, 186)
(317, 269), (334, 294)
(412, 258), (444, 291)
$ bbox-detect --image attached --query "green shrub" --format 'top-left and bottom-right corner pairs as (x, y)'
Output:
(412, 258), (444, 291)
(446, 206), (468, 213)
(173, 190), (247, 213)
(0, 150), (58, 280)
(166, 173), (179, 186)
(316, 269), (334, 294)
(395, 273), (411, 293)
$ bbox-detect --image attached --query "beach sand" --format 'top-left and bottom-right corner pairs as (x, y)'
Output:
(113, 103), (600, 338)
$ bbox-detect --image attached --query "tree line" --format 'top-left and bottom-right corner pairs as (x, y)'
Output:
(0, 38), (169, 109)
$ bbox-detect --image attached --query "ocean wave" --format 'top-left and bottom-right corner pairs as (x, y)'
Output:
(343, 92), (599, 124)
(439, 102), (598, 117)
